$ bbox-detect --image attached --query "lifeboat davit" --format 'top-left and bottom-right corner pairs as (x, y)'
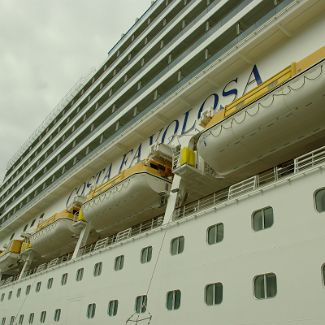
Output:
(197, 47), (325, 177)
(0, 240), (23, 275)
(82, 159), (172, 234)
(24, 209), (86, 261)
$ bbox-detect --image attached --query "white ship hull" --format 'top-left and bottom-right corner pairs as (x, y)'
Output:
(197, 61), (325, 177)
(83, 172), (171, 234)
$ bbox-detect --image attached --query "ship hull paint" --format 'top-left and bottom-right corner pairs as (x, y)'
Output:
(30, 218), (82, 260)
(83, 172), (171, 234)
(197, 61), (325, 176)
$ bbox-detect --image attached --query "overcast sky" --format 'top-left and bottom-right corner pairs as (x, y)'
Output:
(0, 0), (152, 182)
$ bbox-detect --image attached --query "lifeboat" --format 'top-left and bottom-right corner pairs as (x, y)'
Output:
(82, 158), (172, 234)
(23, 208), (86, 261)
(0, 240), (23, 275)
(197, 47), (325, 177)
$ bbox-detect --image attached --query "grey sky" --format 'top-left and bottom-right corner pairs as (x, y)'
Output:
(0, 0), (152, 182)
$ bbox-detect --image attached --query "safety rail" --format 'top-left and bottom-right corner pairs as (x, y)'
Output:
(174, 145), (325, 220)
(0, 216), (164, 287)
(294, 146), (325, 172)
(80, 216), (164, 256)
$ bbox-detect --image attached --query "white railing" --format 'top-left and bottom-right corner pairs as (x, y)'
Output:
(174, 145), (325, 221)
(0, 215), (164, 287)
(80, 215), (164, 256)
(294, 145), (325, 172)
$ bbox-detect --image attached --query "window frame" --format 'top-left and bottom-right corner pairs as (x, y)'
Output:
(47, 278), (53, 289)
(114, 255), (124, 271)
(54, 309), (61, 322)
(135, 295), (147, 314)
(205, 282), (223, 305)
(40, 311), (46, 324)
(166, 289), (181, 310)
(170, 236), (185, 255)
(26, 285), (31, 295)
(76, 267), (84, 281)
(253, 272), (277, 299)
(28, 313), (34, 324)
(252, 206), (274, 231)
(19, 314), (24, 325)
(87, 303), (96, 319)
(108, 300), (119, 317)
(140, 246), (152, 264)
(207, 223), (224, 245)
(36, 281), (42, 293)
(61, 273), (68, 286)
(93, 262), (102, 277)
(314, 188), (325, 213)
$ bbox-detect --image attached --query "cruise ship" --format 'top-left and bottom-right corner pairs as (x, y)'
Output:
(1, 0), (325, 324)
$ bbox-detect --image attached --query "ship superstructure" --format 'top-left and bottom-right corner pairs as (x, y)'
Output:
(1, 0), (325, 324)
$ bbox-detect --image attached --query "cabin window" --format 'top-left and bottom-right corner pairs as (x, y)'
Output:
(61, 273), (68, 285)
(9, 232), (15, 240)
(170, 236), (184, 255)
(166, 290), (181, 310)
(36, 281), (41, 292)
(207, 223), (224, 245)
(87, 303), (96, 319)
(26, 285), (31, 295)
(76, 268), (84, 281)
(205, 283), (223, 305)
(47, 278), (53, 289)
(322, 264), (325, 286)
(93, 262), (102, 276)
(40, 311), (46, 323)
(28, 313), (34, 324)
(141, 246), (152, 263)
(19, 314), (24, 325)
(8, 290), (12, 300)
(1, 318), (6, 325)
(9, 316), (15, 325)
(114, 255), (124, 271)
(23, 224), (28, 231)
(17, 287), (21, 297)
(315, 188), (325, 212)
(108, 300), (119, 317)
(30, 219), (36, 228)
(54, 309), (61, 322)
(254, 273), (277, 299)
(1, 293), (4, 301)
(135, 295), (147, 313)
(252, 207), (274, 231)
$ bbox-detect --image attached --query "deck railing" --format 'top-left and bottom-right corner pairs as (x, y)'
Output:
(1, 145), (324, 288)
(173, 146), (325, 220)
(0, 216), (164, 287)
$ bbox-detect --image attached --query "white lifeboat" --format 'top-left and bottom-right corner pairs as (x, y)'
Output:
(82, 159), (172, 234)
(25, 209), (86, 261)
(197, 47), (325, 177)
(0, 240), (23, 275)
